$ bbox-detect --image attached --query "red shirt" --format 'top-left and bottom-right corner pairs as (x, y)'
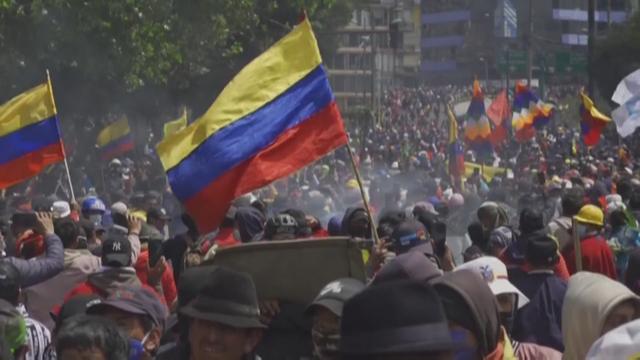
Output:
(563, 235), (617, 280)
(134, 250), (177, 306)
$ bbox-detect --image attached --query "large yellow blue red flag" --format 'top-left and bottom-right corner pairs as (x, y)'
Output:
(0, 83), (65, 189)
(96, 117), (133, 160)
(157, 17), (348, 233)
(579, 91), (611, 147)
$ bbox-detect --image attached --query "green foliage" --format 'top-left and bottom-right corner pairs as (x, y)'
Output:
(594, 10), (640, 102)
(0, 0), (360, 121)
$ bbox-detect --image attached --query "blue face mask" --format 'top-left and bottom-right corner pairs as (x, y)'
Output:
(128, 339), (144, 360)
(450, 329), (478, 360)
(129, 330), (152, 360)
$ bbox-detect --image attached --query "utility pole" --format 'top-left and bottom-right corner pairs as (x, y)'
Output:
(588, 0), (596, 95)
(526, 0), (533, 86)
(370, 6), (376, 108)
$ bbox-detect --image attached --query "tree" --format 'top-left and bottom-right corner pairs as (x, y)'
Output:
(0, 0), (362, 123)
(594, 10), (640, 103)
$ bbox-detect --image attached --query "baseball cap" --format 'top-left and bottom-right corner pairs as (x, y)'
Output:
(147, 208), (170, 221)
(110, 202), (128, 216)
(87, 286), (168, 330)
(391, 219), (430, 255)
(51, 294), (102, 329)
(101, 233), (132, 267)
(586, 318), (640, 359)
(455, 256), (529, 309)
(371, 252), (442, 285)
(306, 278), (365, 317)
(52, 201), (71, 218)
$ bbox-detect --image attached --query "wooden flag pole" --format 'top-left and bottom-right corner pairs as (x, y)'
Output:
(46, 70), (76, 203)
(345, 142), (380, 245)
(572, 216), (583, 272)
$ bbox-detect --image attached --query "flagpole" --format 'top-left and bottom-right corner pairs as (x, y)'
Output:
(46, 70), (76, 203)
(345, 142), (380, 245)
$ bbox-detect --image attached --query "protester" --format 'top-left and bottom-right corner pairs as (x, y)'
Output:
(562, 271), (640, 359)
(563, 205), (617, 278)
(477, 202), (513, 256)
(0, 262), (51, 360)
(23, 219), (101, 330)
(371, 251), (442, 285)
(548, 188), (584, 252)
(133, 226), (176, 308)
(178, 267), (265, 360)
(63, 226), (154, 301)
(625, 248), (640, 295)
(2, 212), (64, 287)
(340, 280), (454, 359)
(0, 299), (28, 360)
(432, 270), (514, 359)
(305, 278), (365, 360)
(511, 231), (567, 352)
(454, 257), (561, 359)
(235, 207), (266, 243)
(87, 286), (168, 360)
(53, 315), (130, 360)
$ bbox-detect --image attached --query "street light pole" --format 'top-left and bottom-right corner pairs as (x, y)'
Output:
(527, 0), (533, 86)
(588, 0), (596, 95)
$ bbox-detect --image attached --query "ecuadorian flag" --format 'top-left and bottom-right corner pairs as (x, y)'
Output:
(157, 18), (348, 233)
(0, 83), (65, 189)
(580, 91), (611, 147)
(97, 117), (134, 160)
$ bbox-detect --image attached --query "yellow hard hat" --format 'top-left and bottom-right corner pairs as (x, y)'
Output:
(575, 205), (604, 227)
(346, 179), (359, 190)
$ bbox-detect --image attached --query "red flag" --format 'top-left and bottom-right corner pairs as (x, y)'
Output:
(487, 89), (510, 145)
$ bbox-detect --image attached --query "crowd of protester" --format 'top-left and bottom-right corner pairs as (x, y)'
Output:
(3, 81), (640, 359)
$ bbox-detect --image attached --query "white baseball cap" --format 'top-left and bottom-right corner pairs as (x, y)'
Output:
(455, 256), (529, 309)
(587, 318), (640, 359)
(52, 201), (71, 218)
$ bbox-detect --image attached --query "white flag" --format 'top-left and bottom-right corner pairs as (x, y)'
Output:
(612, 69), (640, 105)
(613, 96), (640, 138)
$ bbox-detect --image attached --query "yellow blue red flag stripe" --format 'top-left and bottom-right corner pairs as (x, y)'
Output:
(97, 117), (133, 160)
(0, 83), (64, 189)
(157, 18), (348, 233)
(580, 91), (611, 147)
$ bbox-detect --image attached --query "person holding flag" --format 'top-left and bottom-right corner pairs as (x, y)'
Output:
(447, 104), (464, 191)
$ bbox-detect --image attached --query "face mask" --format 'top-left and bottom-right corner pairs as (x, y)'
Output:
(129, 330), (152, 360)
(89, 214), (102, 226)
(311, 329), (340, 360)
(500, 311), (515, 335)
(577, 224), (589, 239)
(450, 329), (478, 360)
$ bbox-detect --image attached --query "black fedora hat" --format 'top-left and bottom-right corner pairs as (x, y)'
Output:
(180, 267), (266, 329)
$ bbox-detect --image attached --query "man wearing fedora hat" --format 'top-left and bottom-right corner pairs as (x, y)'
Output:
(180, 266), (265, 360)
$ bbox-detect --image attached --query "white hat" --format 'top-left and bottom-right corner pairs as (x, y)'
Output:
(52, 201), (71, 218)
(586, 318), (640, 360)
(455, 256), (529, 309)
(111, 201), (128, 215)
